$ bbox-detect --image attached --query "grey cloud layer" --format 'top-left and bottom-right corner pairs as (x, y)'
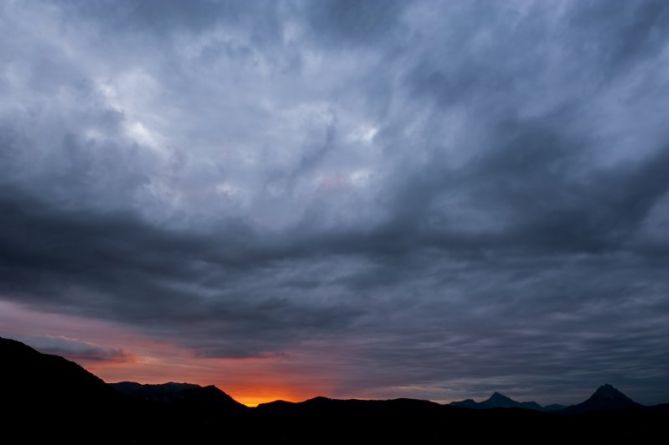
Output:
(14, 335), (131, 363)
(1, 0), (668, 403)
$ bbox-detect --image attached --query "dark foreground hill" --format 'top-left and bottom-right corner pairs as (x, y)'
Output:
(0, 337), (129, 442)
(110, 380), (248, 421)
(0, 337), (122, 413)
(1, 337), (667, 444)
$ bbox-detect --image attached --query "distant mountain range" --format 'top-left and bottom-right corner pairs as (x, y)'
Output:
(1, 336), (667, 443)
(449, 385), (647, 413)
(451, 391), (551, 411)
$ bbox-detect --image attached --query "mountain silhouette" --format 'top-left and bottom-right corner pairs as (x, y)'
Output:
(543, 403), (567, 411)
(0, 336), (126, 442)
(111, 381), (247, 413)
(0, 336), (119, 408)
(257, 396), (448, 417)
(566, 384), (642, 413)
(113, 381), (201, 396)
(1, 336), (667, 443)
(451, 391), (545, 411)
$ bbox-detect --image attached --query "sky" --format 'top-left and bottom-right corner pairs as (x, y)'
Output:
(1, 0), (668, 407)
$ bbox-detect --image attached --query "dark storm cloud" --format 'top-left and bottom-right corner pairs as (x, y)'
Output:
(1, 0), (668, 403)
(0, 186), (362, 357)
(302, 0), (407, 46)
(316, 252), (669, 403)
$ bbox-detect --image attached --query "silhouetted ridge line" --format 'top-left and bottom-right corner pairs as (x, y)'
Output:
(0, 336), (119, 406)
(1, 337), (667, 443)
(110, 380), (248, 414)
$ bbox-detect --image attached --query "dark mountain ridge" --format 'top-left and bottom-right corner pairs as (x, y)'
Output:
(0, 336), (119, 407)
(1, 336), (667, 443)
(111, 380), (247, 412)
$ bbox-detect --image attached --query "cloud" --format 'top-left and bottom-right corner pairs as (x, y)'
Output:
(18, 335), (132, 364)
(0, 0), (668, 403)
(301, 0), (408, 46)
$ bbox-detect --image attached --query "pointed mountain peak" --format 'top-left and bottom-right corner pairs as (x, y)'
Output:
(588, 384), (639, 405)
(478, 392), (526, 409)
(568, 384), (641, 412)
(593, 384), (626, 399)
(487, 392), (513, 403)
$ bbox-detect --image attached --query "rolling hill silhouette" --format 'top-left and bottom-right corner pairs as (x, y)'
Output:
(1, 336), (667, 443)
(111, 381), (248, 415)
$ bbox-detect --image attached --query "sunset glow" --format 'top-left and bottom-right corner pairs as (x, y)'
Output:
(0, 301), (331, 405)
(1, 0), (668, 408)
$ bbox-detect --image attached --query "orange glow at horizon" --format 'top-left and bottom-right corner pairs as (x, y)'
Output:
(84, 352), (324, 407)
(228, 389), (302, 407)
(0, 300), (332, 406)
